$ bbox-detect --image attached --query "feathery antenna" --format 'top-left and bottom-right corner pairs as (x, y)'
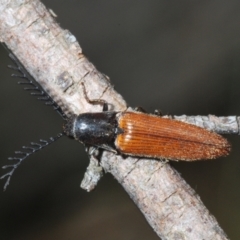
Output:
(7, 52), (67, 120)
(1, 44), (67, 190)
(1, 133), (63, 191)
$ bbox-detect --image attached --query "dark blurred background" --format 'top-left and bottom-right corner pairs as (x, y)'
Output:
(0, 1), (240, 239)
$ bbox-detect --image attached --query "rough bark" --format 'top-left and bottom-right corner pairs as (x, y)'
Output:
(0, 0), (232, 239)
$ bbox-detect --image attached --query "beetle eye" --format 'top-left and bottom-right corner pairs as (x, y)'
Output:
(63, 118), (75, 137)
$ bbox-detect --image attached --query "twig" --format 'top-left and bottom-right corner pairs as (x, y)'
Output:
(0, 0), (231, 239)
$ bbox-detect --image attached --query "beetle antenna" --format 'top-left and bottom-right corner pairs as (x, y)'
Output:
(1, 133), (63, 191)
(7, 53), (67, 120)
(2, 43), (67, 120)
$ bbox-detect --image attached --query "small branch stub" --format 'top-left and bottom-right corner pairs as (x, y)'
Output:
(80, 147), (104, 192)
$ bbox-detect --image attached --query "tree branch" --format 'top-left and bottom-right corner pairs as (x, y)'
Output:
(0, 0), (232, 239)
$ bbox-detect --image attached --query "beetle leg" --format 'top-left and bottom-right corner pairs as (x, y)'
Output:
(134, 106), (146, 113)
(81, 82), (109, 112)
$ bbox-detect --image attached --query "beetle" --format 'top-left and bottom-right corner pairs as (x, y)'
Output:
(1, 48), (231, 190)
(63, 101), (230, 162)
